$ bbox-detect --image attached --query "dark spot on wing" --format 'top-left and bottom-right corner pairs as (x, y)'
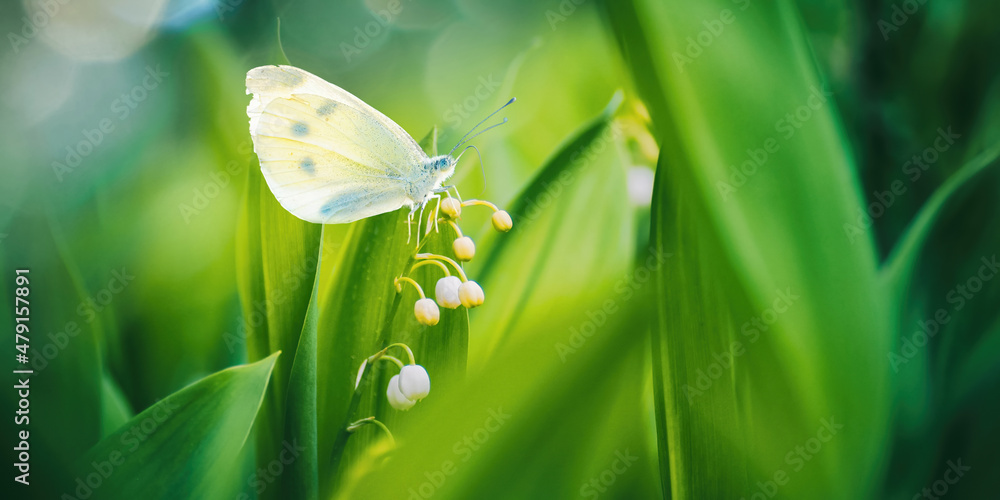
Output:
(292, 122), (309, 136)
(320, 199), (339, 216)
(301, 157), (315, 174)
(274, 68), (305, 87)
(317, 102), (337, 116)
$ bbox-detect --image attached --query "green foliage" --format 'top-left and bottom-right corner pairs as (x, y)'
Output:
(337, 92), (652, 500)
(77, 354), (279, 498)
(3, 0), (999, 499)
(236, 156), (322, 498)
(609, 1), (892, 497)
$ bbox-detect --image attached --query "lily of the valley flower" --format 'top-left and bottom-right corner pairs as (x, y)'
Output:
(453, 236), (476, 262)
(443, 220), (476, 262)
(360, 343), (431, 411)
(386, 374), (416, 410)
(416, 253), (485, 309)
(441, 197), (462, 218)
(492, 210), (513, 232)
(393, 197), (509, 328)
(435, 276), (462, 309)
(398, 364), (431, 401)
(414, 297), (440, 326)
(462, 199), (514, 233)
(395, 276), (440, 326)
(459, 280), (485, 308)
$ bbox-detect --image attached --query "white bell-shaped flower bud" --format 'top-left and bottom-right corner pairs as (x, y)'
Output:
(398, 364), (430, 401)
(386, 374), (415, 410)
(459, 280), (485, 308)
(414, 298), (440, 326)
(453, 236), (476, 262)
(435, 276), (462, 309)
(492, 210), (513, 232)
(441, 198), (462, 218)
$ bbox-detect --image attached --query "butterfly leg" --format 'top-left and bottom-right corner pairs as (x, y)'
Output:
(416, 202), (429, 247)
(425, 203), (435, 237)
(427, 194), (442, 234)
(453, 186), (464, 204)
(406, 206), (418, 245)
(438, 185), (464, 204)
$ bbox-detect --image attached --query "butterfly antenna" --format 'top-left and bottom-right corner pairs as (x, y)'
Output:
(456, 145), (487, 194)
(449, 97), (516, 156)
(276, 18), (293, 65)
(451, 119), (508, 154)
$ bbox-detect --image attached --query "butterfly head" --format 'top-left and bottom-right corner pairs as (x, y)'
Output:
(425, 154), (456, 179)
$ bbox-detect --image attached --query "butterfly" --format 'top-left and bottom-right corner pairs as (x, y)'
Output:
(245, 65), (512, 238)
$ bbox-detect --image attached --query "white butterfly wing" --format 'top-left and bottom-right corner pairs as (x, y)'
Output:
(246, 65), (428, 224)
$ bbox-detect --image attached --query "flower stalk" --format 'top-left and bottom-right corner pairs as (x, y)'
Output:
(347, 417), (395, 445)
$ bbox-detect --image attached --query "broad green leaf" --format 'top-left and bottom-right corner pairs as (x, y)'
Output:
(282, 238), (324, 500)
(100, 373), (134, 438)
(315, 174), (415, 499)
(340, 296), (656, 499)
(607, 1), (892, 497)
(236, 160), (322, 495)
(469, 93), (634, 366)
(316, 129), (470, 496)
(76, 353), (279, 499)
(0, 215), (103, 498)
(336, 98), (654, 499)
(880, 143), (1000, 498)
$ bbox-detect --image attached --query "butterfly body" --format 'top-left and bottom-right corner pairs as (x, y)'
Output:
(246, 65), (456, 224)
(406, 154), (456, 209)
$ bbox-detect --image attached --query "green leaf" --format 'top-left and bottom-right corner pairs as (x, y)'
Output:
(315, 185), (413, 498)
(282, 240), (324, 500)
(880, 143), (1000, 496)
(469, 93), (634, 365)
(236, 159), (322, 495)
(100, 373), (134, 438)
(316, 128), (470, 496)
(337, 100), (654, 499)
(339, 295), (655, 499)
(882, 143), (1000, 296)
(0, 215), (104, 497)
(608, 1), (892, 497)
(76, 353), (279, 499)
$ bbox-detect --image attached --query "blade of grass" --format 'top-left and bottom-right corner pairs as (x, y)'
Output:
(317, 129), (470, 496)
(879, 143), (1000, 497)
(607, 1), (892, 497)
(77, 353), (280, 499)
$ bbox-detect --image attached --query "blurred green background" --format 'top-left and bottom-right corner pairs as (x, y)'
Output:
(1, 0), (998, 498)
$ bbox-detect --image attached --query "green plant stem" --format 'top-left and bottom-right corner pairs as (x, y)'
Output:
(327, 220), (445, 479)
(346, 416), (396, 446)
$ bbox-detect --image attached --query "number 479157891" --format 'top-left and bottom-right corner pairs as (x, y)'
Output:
(15, 270), (29, 357)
